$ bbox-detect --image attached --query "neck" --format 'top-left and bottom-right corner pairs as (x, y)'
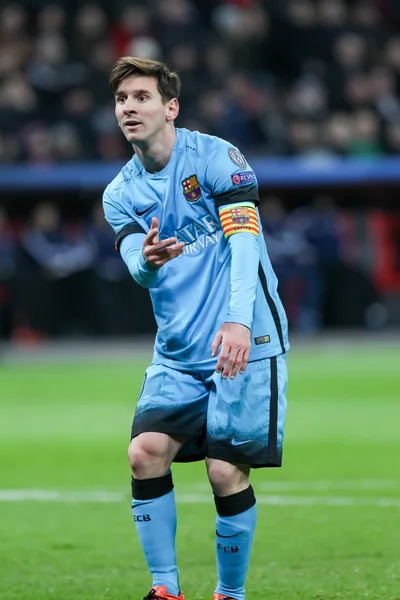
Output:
(133, 126), (177, 173)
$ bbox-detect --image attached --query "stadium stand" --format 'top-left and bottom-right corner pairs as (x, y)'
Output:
(1, 0), (400, 162)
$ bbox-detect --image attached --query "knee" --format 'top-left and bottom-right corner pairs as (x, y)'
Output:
(128, 435), (169, 479)
(207, 459), (249, 497)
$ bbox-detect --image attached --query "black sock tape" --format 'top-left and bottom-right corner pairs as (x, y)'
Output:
(214, 485), (256, 517)
(131, 471), (174, 500)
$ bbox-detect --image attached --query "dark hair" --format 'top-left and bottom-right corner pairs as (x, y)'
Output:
(110, 57), (181, 103)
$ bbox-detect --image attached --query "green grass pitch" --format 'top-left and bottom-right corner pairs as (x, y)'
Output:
(1, 343), (400, 600)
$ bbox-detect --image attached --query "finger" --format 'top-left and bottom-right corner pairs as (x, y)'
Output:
(229, 349), (244, 380)
(147, 242), (184, 266)
(211, 331), (223, 358)
(216, 343), (230, 374)
(151, 218), (159, 243)
(222, 348), (239, 379)
(143, 237), (177, 262)
(144, 226), (160, 246)
(158, 243), (185, 263)
(239, 347), (250, 374)
(151, 237), (180, 252)
(163, 242), (185, 258)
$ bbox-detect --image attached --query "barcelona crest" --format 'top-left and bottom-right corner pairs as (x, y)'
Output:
(230, 207), (250, 224)
(182, 174), (202, 202)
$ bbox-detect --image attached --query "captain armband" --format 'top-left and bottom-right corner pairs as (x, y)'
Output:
(218, 202), (259, 239)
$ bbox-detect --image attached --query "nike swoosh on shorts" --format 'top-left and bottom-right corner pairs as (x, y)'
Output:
(231, 439), (253, 446)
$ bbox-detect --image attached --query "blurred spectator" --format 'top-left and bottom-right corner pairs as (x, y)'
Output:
(348, 108), (383, 156)
(14, 202), (96, 338)
(333, 32), (368, 72)
(167, 44), (205, 107)
(0, 74), (39, 163)
(203, 43), (233, 86)
(322, 112), (354, 155)
(286, 120), (324, 156)
(286, 75), (328, 120)
(72, 3), (109, 61)
(87, 204), (155, 336)
(153, 0), (202, 52)
(21, 123), (54, 164)
(0, 5), (31, 77)
(369, 65), (400, 121)
(51, 122), (83, 162)
(60, 87), (97, 158)
(212, 2), (273, 73)
(36, 4), (67, 37)
(384, 36), (400, 77)
(110, 4), (153, 57)
(28, 34), (86, 94)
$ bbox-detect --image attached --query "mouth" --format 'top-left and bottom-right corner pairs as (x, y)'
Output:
(124, 121), (142, 130)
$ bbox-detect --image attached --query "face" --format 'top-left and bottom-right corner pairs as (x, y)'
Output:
(115, 75), (178, 146)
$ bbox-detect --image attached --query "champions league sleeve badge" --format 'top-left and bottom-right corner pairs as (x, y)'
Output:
(181, 174), (202, 202)
(228, 147), (247, 170)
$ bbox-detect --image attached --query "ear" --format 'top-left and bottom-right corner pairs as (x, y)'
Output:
(166, 98), (179, 122)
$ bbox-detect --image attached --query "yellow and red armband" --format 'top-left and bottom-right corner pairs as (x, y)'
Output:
(218, 202), (259, 239)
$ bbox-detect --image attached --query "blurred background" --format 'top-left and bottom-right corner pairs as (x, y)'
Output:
(0, 0), (400, 343)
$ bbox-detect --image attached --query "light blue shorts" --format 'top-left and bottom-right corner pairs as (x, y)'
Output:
(131, 355), (288, 468)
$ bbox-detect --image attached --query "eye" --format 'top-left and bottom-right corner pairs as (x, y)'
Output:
(117, 96), (126, 104)
(138, 95), (149, 102)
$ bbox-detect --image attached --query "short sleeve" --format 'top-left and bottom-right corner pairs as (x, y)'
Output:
(103, 189), (146, 252)
(203, 140), (260, 238)
(204, 139), (259, 210)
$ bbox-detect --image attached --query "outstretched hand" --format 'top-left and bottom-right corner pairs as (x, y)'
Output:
(211, 322), (251, 379)
(143, 217), (184, 268)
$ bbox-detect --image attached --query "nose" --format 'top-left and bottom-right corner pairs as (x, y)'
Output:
(122, 98), (137, 115)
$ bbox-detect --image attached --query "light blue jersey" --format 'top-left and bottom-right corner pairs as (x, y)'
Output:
(103, 128), (289, 370)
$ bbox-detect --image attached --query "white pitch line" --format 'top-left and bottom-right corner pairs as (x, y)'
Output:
(1, 490), (400, 507)
(0, 490), (124, 502)
(191, 479), (400, 492)
(259, 479), (400, 491)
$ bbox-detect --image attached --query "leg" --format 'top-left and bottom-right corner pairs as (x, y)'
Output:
(129, 362), (210, 597)
(205, 355), (288, 599)
(206, 458), (256, 600)
(129, 432), (187, 596)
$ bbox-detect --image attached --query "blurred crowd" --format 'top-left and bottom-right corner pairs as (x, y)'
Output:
(2, 0), (400, 163)
(0, 196), (384, 341)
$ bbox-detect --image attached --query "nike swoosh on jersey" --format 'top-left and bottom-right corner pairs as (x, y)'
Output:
(135, 204), (157, 216)
(231, 438), (253, 446)
(216, 529), (245, 539)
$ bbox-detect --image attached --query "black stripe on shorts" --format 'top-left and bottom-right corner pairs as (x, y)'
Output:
(267, 356), (278, 459)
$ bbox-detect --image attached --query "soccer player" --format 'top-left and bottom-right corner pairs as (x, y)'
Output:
(103, 57), (289, 600)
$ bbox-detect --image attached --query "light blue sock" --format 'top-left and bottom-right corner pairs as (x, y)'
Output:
(132, 474), (179, 595)
(215, 504), (257, 600)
